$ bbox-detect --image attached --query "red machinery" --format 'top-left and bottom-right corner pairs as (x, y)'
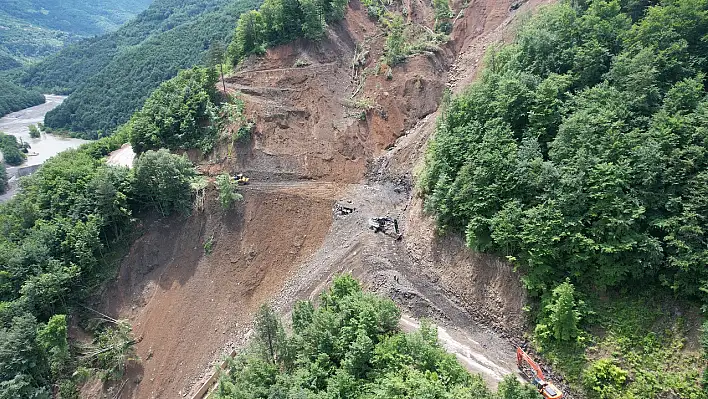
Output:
(516, 347), (563, 399)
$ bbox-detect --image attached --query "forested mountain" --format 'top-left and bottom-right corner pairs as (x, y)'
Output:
(15, 0), (260, 138)
(0, 80), (44, 117)
(0, 0), (153, 65)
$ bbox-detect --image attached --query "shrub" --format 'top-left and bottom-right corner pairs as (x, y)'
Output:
(28, 124), (41, 138)
(583, 358), (627, 399)
(536, 279), (582, 343)
(215, 173), (243, 210)
(384, 15), (406, 65)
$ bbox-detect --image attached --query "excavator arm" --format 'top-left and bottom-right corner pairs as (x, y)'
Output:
(516, 347), (563, 399)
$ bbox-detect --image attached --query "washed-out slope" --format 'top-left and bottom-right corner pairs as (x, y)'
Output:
(99, 0), (555, 397)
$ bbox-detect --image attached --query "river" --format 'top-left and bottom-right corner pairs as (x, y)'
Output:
(0, 95), (88, 167)
(0, 95), (89, 202)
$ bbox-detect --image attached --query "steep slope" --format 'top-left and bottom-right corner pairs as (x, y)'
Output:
(97, 0), (554, 398)
(0, 0), (153, 64)
(0, 80), (44, 117)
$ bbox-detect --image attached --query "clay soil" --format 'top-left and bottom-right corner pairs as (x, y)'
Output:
(93, 0), (559, 398)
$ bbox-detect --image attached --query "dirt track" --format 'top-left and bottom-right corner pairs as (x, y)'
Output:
(95, 1), (559, 398)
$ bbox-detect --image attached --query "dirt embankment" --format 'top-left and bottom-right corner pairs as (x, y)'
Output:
(95, 1), (557, 398)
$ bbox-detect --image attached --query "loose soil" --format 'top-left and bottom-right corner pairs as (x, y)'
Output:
(93, 1), (563, 398)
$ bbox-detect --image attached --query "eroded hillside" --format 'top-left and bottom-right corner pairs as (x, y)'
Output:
(95, 0), (555, 397)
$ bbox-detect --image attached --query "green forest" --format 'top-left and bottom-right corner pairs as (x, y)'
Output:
(422, 0), (707, 302)
(421, 0), (708, 397)
(215, 276), (541, 399)
(0, 131), (199, 396)
(12, 0), (260, 138)
(0, 81), (44, 118)
(0, 0), (152, 64)
(0, 131), (30, 165)
(127, 67), (221, 154)
(227, 0), (348, 63)
(0, 64), (244, 396)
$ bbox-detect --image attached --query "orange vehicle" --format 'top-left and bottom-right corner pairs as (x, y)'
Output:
(516, 347), (563, 399)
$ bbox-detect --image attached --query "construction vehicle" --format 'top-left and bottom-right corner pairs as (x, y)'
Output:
(233, 173), (250, 185)
(368, 216), (402, 240)
(516, 347), (563, 399)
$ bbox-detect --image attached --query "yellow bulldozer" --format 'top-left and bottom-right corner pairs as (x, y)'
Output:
(232, 173), (249, 185)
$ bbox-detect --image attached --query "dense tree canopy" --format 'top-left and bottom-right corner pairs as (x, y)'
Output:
(215, 276), (541, 399)
(0, 81), (44, 118)
(0, 0), (152, 65)
(0, 130), (199, 396)
(227, 0), (349, 63)
(0, 132), (29, 166)
(12, 0), (260, 138)
(133, 149), (198, 216)
(421, 0), (708, 300)
(128, 67), (221, 154)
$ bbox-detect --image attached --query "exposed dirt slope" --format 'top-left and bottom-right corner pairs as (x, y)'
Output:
(96, 1), (557, 398)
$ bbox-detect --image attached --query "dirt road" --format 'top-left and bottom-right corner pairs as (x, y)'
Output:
(106, 143), (136, 168)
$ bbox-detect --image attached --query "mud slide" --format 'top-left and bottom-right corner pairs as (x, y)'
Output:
(97, 0), (561, 398)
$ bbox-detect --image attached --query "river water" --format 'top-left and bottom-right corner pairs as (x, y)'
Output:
(0, 95), (88, 167)
(0, 95), (89, 202)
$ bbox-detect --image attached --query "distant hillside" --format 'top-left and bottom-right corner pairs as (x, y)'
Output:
(0, 0), (153, 64)
(16, 0), (260, 138)
(0, 80), (44, 117)
(19, 0), (233, 92)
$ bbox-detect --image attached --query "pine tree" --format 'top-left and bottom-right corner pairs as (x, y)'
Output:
(546, 279), (581, 341)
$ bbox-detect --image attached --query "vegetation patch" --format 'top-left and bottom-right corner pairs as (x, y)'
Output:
(0, 128), (203, 396)
(540, 294), (705, 399)
(0, 132), (30, 166)
(215, 275), (543, 399)
(0, 80), (44, 118)
(227, 0), (349, 64)
(384, 14), (448, 66)
(420, 0), (708, 396)
(0, 163), (7, 194)
(128, 67), (222, 155)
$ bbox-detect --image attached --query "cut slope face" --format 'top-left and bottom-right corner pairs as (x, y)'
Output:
(219, 10), (449, 182)
(101, 1), (555, 398)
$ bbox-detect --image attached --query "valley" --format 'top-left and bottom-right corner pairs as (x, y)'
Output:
(0, 0), (705, 398)
(92, 0), (557, 397)
(0, 94), (87, 201)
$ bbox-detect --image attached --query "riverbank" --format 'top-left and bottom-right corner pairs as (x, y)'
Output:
(0, 95), (89, 202)
(0, 95), (89, 166)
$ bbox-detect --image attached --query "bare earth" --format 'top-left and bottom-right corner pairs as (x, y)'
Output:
(88, 0), (562, 398)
